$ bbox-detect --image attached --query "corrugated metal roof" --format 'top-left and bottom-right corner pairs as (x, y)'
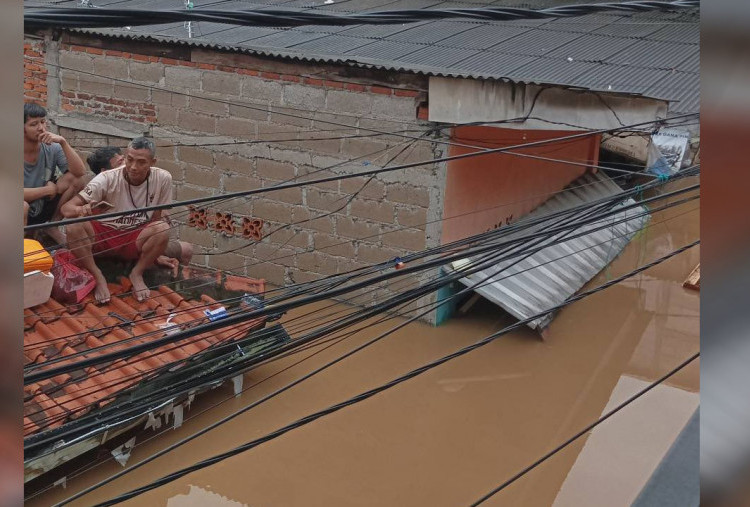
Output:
(605, 39), (696, 69)
(571, 65), (674, 95)
(644, 71), (700, 115)
(488, 29), (583, 56)
(547, 34), (635, 62)
(451, 52), (535, 76)
(437, 24), (531, 49)
(48, 0), (699, 113)
(447, 171), (649, 330)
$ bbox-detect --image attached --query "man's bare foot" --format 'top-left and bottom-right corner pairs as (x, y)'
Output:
(129, 269), (150, 302)
(155, 255), (179, 278)
(93, 273), (111, 304)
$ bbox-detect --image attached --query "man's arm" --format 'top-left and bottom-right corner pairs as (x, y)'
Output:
(23, 181), (57, 202)
(61, 194), (94, 218)
(39, 131), (86, 177)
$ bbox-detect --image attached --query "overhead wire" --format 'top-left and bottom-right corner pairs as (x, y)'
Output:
(29, 166), (698, 365)
(30, 200), (699, 488)
(74, 239), (700, 507)
(23, 52), (704, 432)
(23, 307), (395, 502)
(23, 180), (704, 444)
(467, 351), (700, 506)
(25, 112), (697, 233)
(22, 52), (700, 155)
(24, 1), (700, 31)
(26, 196), (700, 460)
(23, 115), (693, 315)
(25, 182), (704, 404)
(23, 159), (678, 356)
(23, 187), (665, 375)
(23, 164), (699, 359)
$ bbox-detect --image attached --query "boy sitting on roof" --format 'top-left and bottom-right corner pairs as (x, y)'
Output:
(23, 103), (86, 244)
(87, 146), (193, 275)
(62, 137), (172, 304)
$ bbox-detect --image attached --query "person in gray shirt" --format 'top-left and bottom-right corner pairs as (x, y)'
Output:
(23, 103), (86, 245)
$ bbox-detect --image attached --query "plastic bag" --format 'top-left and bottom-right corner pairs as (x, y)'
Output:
(50, 249), (96, 304)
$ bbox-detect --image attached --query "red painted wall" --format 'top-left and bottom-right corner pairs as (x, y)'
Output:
(441, 126), (600, 244)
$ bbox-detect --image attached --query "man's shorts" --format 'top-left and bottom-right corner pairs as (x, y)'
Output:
(91, 221), (145, 261)
(27, 195), (61, 226)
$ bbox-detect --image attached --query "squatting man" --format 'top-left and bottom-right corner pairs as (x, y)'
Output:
(87, 146), (193, 275)
(62, 137), (172, 303)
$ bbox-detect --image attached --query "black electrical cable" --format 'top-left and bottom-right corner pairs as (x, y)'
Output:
(24, 112), (697, 233)
(77, 239), (699, 507)
(27, 200), (695, 466)
(26, 188), (696, 452)
(25, 156), (660, 319)
(26, 192), (672, 383)
(25, 172), (700, 436)
(41, 198), (695, 500)
(23, 191), (704, 448)
(26, 264), (425, 430)
(468, 351), (700, 506)
(26, 234), (517, 451)
(29, 164), (700, 350)
(24, 1), (699, 31)
(22, 53), (700, 171)
(24, 180), (699, 383)
(24, 300), (407, 503)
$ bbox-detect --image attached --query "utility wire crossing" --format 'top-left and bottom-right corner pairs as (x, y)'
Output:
(25, 1), (699, 30)
(70, 240), (699, 507)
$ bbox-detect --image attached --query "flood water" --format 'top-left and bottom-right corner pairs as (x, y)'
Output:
(28, 179), (700, 507)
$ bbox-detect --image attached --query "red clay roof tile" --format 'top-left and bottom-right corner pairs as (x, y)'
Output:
(24, 274), (266, 437)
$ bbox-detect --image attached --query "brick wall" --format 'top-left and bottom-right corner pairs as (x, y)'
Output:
(35, 35), (446, 316)
(24, 39), (48, 104)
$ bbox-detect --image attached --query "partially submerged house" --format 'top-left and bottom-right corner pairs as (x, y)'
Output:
(22, 0), (699, 485)
(23, 0), (699, 282)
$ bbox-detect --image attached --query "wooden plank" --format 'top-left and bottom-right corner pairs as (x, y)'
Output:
(683, 264), (700, 291)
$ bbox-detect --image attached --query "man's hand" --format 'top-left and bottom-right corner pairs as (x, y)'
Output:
(38, 131), (66, 146)
(44, 180), (57, 199)
(156, 255), (180, 278)
(75, 202), (94, 217)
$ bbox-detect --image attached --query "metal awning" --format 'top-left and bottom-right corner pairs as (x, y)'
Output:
(447, 171), (649, 330)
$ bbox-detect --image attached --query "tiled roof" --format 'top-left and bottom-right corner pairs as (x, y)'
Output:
(23, 272), (267, 437)
(31, 0), (700, 113)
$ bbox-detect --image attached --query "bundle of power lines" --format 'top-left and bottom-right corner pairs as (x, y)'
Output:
(24, 112), (698, 449)
(45, 208), (700, 506)
(24, 0), (699, 30)
(24, 167), (699, 474)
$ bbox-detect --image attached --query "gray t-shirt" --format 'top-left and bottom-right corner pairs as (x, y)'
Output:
(24, 142), (69, 218)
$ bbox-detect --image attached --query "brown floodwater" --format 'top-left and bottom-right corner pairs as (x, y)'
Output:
(28, 180), (700, 507)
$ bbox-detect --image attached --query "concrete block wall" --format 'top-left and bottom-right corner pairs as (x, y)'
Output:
(32, 35), (448, 318)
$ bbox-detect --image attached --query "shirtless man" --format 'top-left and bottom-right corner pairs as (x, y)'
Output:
(62, 137), (172, 303)
(87, 145), (193, 275)
(23, 103), (86, 243)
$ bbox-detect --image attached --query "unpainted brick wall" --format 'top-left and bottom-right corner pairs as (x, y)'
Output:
(24, 39), (48, 104)
(38, 37), (447, 317)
